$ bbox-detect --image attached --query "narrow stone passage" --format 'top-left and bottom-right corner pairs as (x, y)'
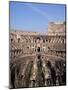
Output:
(36, 55), (45, 87)
(10, 54), (66, 88)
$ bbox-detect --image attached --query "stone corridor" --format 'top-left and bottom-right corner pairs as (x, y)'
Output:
(10, 54), (66, 88)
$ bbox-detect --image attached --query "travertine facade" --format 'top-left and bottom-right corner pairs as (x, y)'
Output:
(48, 22), (65, 33)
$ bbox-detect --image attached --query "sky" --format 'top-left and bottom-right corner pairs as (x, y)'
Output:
(9, 1), (66, 33)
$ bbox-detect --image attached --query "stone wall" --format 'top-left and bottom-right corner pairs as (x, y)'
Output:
(9, 21), (66, 88)
(9, 21), (66, 59)
(48, 22), (65, 34)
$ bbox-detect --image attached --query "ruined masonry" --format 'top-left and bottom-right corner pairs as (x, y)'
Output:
(10, 22), (66, 88)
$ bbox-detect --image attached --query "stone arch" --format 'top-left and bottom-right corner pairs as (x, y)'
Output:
(18, 38), (20, 43)
(11, 38), (13, 43)
(37, 47), (40, 52)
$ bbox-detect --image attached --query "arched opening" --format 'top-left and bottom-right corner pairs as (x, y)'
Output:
(37, 37), (40, 40)
(18, 38), (20, 43)
(11, 38), (13, 43)
(37, 55), (41, 59)
(37, 47), (40, 52)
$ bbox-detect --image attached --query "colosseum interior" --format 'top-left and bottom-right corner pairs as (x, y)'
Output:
(9, 21), (66, 88)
